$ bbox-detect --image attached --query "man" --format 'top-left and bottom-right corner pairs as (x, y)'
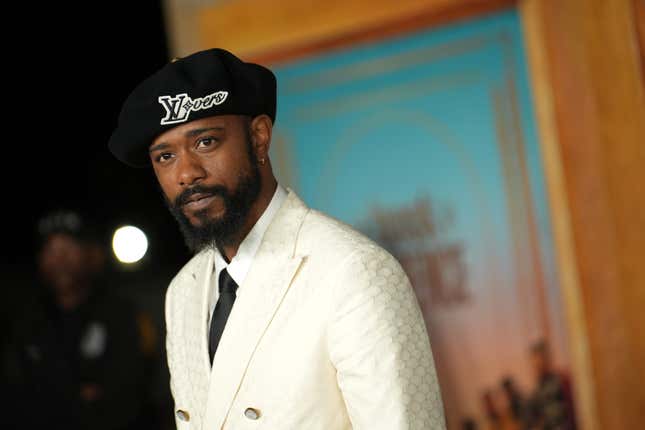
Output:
(526, 340), (577, 430)
(108, 48), (445, 429)
(2, 211), (156, 430)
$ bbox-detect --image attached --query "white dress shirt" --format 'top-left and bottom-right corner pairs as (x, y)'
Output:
(208, 184), (287, 325)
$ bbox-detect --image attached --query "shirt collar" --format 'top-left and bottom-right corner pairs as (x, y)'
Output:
(213, 184), (288, 286)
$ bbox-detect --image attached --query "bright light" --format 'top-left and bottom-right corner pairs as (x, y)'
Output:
(112, 225), (148, 264)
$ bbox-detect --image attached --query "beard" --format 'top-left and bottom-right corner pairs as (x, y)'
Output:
(165, 148), (262, 254)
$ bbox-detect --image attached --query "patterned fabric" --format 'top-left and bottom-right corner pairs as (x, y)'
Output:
(165, 190), (446, 429)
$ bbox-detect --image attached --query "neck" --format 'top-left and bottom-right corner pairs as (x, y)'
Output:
(55, 282), (90, 311)
(220, 178), (277, 262)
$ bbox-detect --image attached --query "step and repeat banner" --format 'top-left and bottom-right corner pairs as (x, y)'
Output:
(271, 10), (570, 427)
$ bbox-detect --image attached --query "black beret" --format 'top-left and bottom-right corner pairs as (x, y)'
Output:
(108, 48), (277, 167)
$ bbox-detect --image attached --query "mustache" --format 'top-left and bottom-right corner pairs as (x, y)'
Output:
(173, 184), (229, 208)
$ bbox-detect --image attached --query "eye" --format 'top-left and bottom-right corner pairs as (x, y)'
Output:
(155, 152), (174, 164)
(196, 136), (217, 149)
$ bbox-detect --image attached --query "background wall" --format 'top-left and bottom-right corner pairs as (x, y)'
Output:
(159, 0), (645, 428)
(269, 11), (566, 427)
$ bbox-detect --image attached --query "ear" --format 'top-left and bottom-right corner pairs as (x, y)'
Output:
(250, 114), (273, 161)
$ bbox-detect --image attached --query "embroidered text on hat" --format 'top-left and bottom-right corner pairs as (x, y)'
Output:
(159, 91), (229, 125)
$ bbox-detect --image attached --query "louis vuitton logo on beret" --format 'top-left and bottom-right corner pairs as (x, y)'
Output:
(158, 91), (229, 125)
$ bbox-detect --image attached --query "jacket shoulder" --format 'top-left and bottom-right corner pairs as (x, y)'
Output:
(298, 209), (395, 264)
(165, 248), (209, 301)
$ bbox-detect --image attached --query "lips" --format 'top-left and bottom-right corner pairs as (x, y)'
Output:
(182, 193), (217, 211)
(184, 192), (211, 205)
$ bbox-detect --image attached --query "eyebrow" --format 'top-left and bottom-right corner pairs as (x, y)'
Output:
(149, 142), (169, 153)
(185, 126), (225, 138)
(149, 126), (225, 153)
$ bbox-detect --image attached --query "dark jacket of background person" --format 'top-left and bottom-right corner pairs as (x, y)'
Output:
(4, 283), (152, 430)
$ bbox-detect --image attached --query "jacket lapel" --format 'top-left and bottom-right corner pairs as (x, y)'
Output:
(175, 248), (216, 426)
(202, 191), (309, 429)
(195, 249), (216, 377)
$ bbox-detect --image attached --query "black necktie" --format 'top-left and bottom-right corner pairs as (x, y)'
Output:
(208, 268), (238, 364)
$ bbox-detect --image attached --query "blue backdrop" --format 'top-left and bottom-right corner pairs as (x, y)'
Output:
(271, 10), (567, 427)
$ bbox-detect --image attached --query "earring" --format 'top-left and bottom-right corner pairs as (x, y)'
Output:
(259, 158), (266, 165)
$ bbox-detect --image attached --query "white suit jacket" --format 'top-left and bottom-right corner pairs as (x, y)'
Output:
(165, 190), (445, 429)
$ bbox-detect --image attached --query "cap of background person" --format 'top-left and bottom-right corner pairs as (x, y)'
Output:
(36, 210), (102, 246)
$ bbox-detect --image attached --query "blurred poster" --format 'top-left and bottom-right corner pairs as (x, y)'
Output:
(272, 10), (570, 428)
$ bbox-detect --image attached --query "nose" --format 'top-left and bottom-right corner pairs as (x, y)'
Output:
(177, 152), (206, 187)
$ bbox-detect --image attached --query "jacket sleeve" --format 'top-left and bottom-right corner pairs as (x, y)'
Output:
(327, 246), (446, 429)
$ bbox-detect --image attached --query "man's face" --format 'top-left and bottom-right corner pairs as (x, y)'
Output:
(39, 233), (88, 293)
(149, 115), (261, 252)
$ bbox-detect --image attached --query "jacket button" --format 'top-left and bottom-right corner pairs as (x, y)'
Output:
(244, 407), (261, 420)
(176, 410), (190, 422)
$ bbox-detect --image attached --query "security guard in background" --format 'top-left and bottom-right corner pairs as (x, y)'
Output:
(2, 211), (163, 430)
